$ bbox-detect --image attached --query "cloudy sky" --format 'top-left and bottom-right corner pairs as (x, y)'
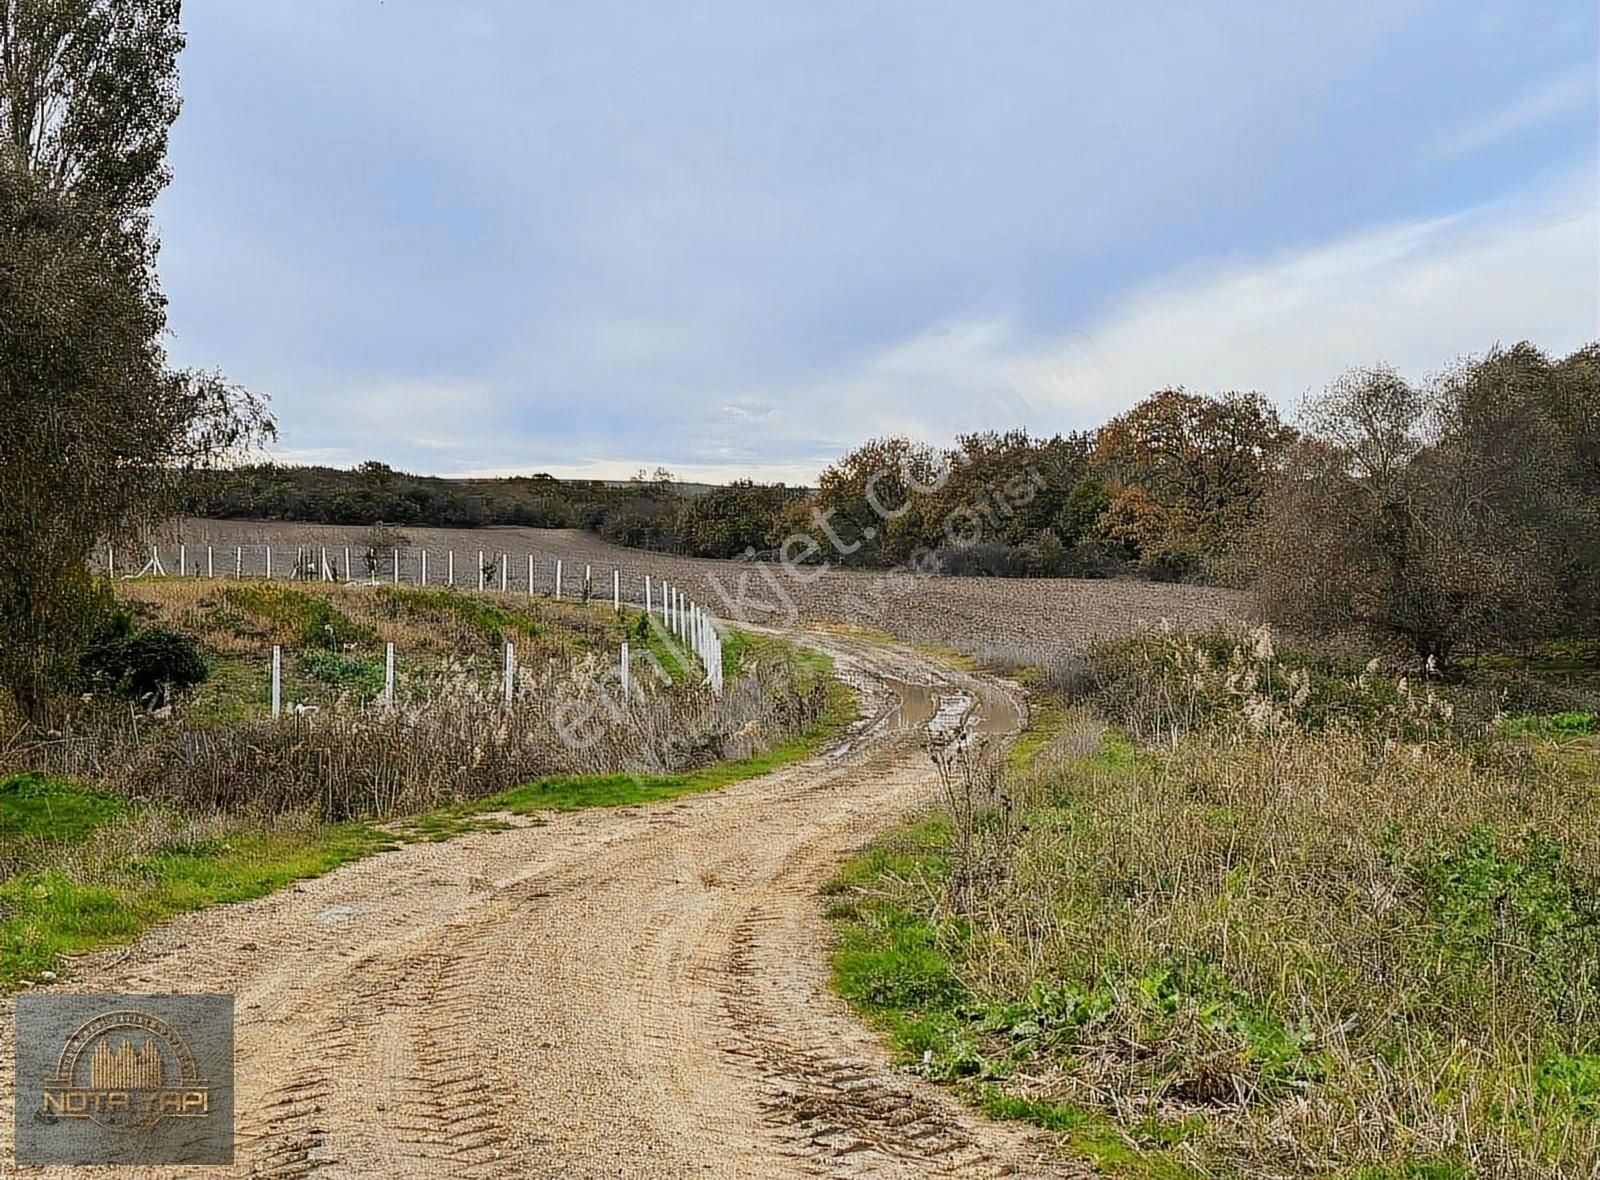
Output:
(157, 1), (1599, 483)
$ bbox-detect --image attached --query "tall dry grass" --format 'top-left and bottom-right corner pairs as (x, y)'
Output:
(3, 657), (823, 820)
(935, 628), (1600, 1177)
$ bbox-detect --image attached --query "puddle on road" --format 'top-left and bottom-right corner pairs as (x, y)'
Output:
(881, 678), (1021, 737)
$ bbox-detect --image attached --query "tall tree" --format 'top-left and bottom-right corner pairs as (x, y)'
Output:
(0, 1), (270, 721)
(1248, 346), (1599, 662)
(1092, 389), (1294, 576)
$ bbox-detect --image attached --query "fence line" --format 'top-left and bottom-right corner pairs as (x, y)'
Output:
(101, 540), (726, 697)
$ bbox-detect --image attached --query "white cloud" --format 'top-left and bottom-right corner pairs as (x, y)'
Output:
(1040, 172), (1597, 414)
(262, 173), (1598, 482)
(773, 169), (1598, 450)
(1426, 70), (1595, 165)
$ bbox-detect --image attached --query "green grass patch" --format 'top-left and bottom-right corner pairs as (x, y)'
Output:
(1503, 711), (1597, 739)
(1, 773), (127, 845)
(225, 584), (375, 650)
(825, 722), (1228, 1179)
(374, 585), (541, 649)
(1, 819), (390, 990)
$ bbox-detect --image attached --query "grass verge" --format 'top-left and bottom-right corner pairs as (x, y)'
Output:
(827, 631), (1600, 1178)
(2, 638), (854, 992)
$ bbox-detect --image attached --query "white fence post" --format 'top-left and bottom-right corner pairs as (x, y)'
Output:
(271, 645), (281, 718)
(644, 574), (652, 614)
(555, 559), (563, 600)
(207, 546), (214, 579)
(613, 569), (620, 612)
(447, 549), (455, 586)
(420, 549), (427, 586)
(178, 543), (186, 576)
(477, 550), (485, 592)
(235, 546), (242, 578)
(384, 642), (395, 706)
(527, 554), (534, 596)
(620, 642), (630, 695)
(264, 546), (271, 580)
(501, 555), (508, 593)
(393, 549), (400, 585)
(503, 642), (517, 709)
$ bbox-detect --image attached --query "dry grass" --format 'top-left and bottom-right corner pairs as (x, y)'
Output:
(835, 630), (1600, 1178)
(3, 576), (825, 822)
(8, 658), (823, 821)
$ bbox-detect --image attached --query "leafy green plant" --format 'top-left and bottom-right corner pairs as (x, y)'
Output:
(299, 651), (384, 698)
(79, 624), (208, 703)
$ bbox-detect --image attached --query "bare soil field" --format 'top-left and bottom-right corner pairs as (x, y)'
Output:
(3, 631), (1081, 1179)
(159, 519), (1244, 665)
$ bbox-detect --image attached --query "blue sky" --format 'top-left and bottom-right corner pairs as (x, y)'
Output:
(156, 1), (1598, 483)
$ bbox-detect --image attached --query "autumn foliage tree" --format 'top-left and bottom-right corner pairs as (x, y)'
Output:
(1092, 389), (1295, 577)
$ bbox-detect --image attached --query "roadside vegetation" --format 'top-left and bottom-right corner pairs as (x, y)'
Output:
(829, 628), (1600, 1178)
(1, 579), (850, 991)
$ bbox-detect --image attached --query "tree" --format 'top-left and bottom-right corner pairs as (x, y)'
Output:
(0, 2), (270, 721)
(1092, 389), (1294, 575)
(1248, 347), (1599, 662)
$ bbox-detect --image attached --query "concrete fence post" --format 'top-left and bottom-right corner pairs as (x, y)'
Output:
(236, 546), (243, 578)
(107, 545), (115, 578)
(447, 550), (454, 586)
(420, 549), (428, 586)
(271, 645), (282, 718)
(503, 642), (516, 709)
(621, 642), (630, 696)
(613, 568), (620, 612)
(384, 642), (395, 706)
(265, 546), (272, 580)
(644, 575), (652, 615)
(555, 559), (563, 600)
(501, 555), (508, 593)
(527, 554), (534, 596)
(207, 546), (214, 579)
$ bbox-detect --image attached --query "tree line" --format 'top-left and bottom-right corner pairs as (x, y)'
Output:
(181, 340), (1600, 670)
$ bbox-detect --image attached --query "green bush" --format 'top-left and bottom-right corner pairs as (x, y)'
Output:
(79, 625), (208, 703)
(300, 650), (383, 697)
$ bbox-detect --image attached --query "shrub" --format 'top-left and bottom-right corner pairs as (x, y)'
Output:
(78, 625), (208, 704)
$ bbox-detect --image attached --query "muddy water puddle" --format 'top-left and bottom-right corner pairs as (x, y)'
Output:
(880, 677), (1022, 738)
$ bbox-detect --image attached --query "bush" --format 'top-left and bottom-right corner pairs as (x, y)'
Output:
(79, 625), (208, 704)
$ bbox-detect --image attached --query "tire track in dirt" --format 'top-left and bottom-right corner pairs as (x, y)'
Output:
(2, 630), (1085, 1178)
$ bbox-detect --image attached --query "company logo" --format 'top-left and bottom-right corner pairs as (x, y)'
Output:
(42, 1009), (211, 1132)
(15, 993), (234, 1165)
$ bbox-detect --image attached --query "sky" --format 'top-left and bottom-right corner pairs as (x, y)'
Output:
(155, 1), (1600, 484)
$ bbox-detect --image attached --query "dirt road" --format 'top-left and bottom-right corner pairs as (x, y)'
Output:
(4, 631), (1083, 1178)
